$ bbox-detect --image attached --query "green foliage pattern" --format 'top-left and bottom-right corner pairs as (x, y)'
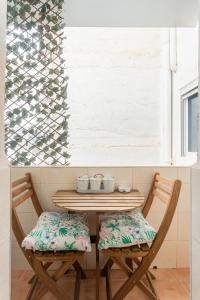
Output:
(5, 0), (70, 165)
(98, 209), (157, 250)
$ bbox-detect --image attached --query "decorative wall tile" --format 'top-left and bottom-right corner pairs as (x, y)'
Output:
(37, 183), (75, 211)
(87, 213), (97, 235)
(177, 167), (191, 184)
(177, 184), (190, 212)
(178, 212), (190, 241)
(133, 167), (178, 184)
(11, 167), (41, 184)
(17, 212), (38, 236)
(177, 241), (190, 268)
(133, 183), (151, 198)
(11, 246), (30, 270)
(152, 241), (177, 268)
(40, 167), (88, 184)
(147, 211), (178, 241)
(86, 244), (96, 270)
(133, 167), (158, 184)
(87, 167), (133, 187)
(156, 167), (178, 180)
(15, 184), (41, 213)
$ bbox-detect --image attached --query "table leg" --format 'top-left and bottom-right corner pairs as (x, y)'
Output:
(96, 212), (100, 300)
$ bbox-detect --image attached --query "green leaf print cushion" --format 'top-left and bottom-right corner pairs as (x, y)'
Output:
(98, 209), (157, 250)
(22, 212), (91, 252)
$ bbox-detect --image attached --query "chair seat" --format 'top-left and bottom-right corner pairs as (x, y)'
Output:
(34, 250), (85, 261)
(98, 209), (157, 250)
(102, 243), (150, 258)
(22, 212), (92, 252)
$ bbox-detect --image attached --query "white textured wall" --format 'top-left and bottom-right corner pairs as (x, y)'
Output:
(177, 28), (198, 88)
(11, 166), (190, 270)
(64, 0), (198, 27)
(172, 27), (198, 164)
(65, 28), (163, 166)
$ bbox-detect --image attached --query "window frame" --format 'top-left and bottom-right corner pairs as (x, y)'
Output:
(181, 86), (198, 158)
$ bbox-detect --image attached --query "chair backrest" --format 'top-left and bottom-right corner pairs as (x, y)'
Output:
(142, 172), (182, 257)
(12, 173), (43, 252)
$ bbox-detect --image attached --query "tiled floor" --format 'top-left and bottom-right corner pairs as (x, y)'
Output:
(12, 268), (189, 300)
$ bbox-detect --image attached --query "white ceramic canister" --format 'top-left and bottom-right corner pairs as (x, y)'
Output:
(102, 176), (115, 192)
(90, 174), (103, 191)
(77, 175), (89, 191)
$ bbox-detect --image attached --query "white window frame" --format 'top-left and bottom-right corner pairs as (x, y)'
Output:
(181, 84), (198, 159)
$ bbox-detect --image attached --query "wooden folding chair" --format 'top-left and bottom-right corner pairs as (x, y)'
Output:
(12, 173), (86, 300)
(100, 173), (182, 300)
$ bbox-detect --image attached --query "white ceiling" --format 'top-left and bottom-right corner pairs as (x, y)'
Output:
(64, 0), (198, 27)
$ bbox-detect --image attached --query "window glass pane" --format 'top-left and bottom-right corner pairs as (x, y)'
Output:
(181, 99), (186, 156)
(188, 93), (198, 152)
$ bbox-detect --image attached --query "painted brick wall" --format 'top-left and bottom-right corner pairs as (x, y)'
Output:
(64, 28), (162, 165)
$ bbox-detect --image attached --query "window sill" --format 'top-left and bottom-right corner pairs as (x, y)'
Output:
(175, 154), (197, 166)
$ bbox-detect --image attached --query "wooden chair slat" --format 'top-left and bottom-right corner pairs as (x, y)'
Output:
(131, 245), (141, 252)
(155, 182), (172, 195)
(12, 175), (29, 188)
(35, 252), (84, 262)
(102, 247), (148, 258)
(140, 243), (150, 252)
(156, 174), (174, 187)
(13, 190), (33, 208)
(153, 189), (169, 204)
(12, 183), (32, 198)
(121, 248), (132, 254)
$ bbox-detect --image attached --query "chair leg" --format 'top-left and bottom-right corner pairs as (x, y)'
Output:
(25, 276), (39, 300)
(73, 261), (87, 279)
(32, 259), (74, 300)
(112, 256), (154, 300)
(101, 258), (114, 277)
(28, 275), (36, 285)
(125, 258), (133, 271)
(28, 262), (53, 284)
(145, 272), (158, 297)
(74, 269), (81, 300)
(133, 257), (156, 280)
(106, 262), (112, 300)
(137, 280), (158, 300)
(112, 257), (132, 277)
(148, 270), (156, 280)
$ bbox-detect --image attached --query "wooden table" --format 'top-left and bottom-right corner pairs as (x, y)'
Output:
(52, 190), (145, 300)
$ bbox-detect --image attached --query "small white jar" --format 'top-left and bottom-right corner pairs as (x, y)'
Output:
(118, 184), (131, 193)
(77, 175), (89, 191)
(90, 175), (102, 191)
(102, 176), (115, 192)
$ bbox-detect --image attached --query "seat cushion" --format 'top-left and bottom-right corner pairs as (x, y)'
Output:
(98, 209), (157, 250)
(22, 212), (91, 252)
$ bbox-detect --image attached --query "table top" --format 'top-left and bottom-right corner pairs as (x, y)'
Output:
(52, 190), (145, 212)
